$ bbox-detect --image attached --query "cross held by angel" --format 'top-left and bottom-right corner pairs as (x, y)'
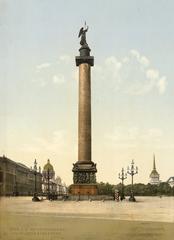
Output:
(78, 22), (89, 46)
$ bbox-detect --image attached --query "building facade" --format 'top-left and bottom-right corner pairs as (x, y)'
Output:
(0, 156), (42, 196)
(42, 159), (56, 194)
(55, 176), (68, 195)
(167, 177), (174, 188)
(149, 155), (160, 185)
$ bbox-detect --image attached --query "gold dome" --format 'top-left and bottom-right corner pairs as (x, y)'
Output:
(43, 159), (54, 171)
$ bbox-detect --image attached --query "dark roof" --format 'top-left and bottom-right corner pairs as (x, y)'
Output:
(167, 176), (174, 182)
(0, 156), (42, 176)
(17, 162), (30, 170)
(0, 156), (30, 170)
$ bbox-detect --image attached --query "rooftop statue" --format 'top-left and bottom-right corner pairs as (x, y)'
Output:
(78, 22), (89, 46)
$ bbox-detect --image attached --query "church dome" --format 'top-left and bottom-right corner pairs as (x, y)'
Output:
(43, 159), (54, 171)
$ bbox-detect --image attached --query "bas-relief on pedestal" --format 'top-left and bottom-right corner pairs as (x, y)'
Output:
(70, 24), (98, 195)
(73, 163), (97, 184)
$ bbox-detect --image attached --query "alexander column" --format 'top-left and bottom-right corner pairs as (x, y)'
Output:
(70, 24), (97, 196)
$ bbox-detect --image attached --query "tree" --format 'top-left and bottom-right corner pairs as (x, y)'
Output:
(97, 182), (115, 195)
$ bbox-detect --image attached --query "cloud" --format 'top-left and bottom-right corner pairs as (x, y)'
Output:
(34, 51), (167, 94)
(20, 130), (67, 153)
(105, 56), (122, 70)
(94, 50), (167, 95)
(34, 57), (69, 86)
(59, 55), (71, 64)
(52, 74), (65, 84)
(32, 77), (47, 87)
(141, 128), (163, 141)
(157, 76), (167, 94)
(146, 69), (159, 79)
(36, 62), (51, 70)
(140, 56), (150, 67)
(130, 49), (150, 67)
(106, 126), (163, 149)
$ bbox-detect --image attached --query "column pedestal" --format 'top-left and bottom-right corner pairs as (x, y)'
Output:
(69, 184), (98, 195)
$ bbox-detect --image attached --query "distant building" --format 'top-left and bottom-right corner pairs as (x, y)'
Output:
(0, 155), (42, 196)
(42, 159), (56, 194)
(149, 154), (160, 185)
(55, 176), (65, 195)
(167, 177), (174, 188)
(42, 159), (68, 196)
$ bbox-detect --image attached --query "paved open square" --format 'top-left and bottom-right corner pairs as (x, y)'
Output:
(0, 197), (173, 240)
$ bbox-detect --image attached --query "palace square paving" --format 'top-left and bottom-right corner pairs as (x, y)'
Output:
(0, 196), (173, 240)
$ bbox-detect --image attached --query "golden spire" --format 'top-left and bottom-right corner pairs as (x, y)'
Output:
(153, 153), (156, 170)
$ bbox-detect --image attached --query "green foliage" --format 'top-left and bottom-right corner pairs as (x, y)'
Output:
(97, 182), (173, 196)
(115, 182), (173, 196)
(97, 182), (115, 195)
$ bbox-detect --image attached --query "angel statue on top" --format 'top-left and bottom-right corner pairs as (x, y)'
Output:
(78, 22), (89, 46)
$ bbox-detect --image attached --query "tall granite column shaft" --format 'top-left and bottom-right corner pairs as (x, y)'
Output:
(78, 63), (91, 162)
(71, 42), (97, 195)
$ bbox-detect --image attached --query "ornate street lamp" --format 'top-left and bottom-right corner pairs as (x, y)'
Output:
(47, 168), (50, 199)
(32, 159), (40, 201)
(34, 159), (37, 193)
(118, 168), (127, 200)
(127, 160), (138, 202)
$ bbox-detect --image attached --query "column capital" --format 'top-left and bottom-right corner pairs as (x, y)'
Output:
(75, 56), (94, 66)
(76, 44), (94, 66)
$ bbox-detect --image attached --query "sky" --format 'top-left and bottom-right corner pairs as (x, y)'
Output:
(0, 0), (174, 185)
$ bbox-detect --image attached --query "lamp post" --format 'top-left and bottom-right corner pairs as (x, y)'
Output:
(32, 159), (40, 201)
(47, 168), (50, 199)
(127, 160), (138, 202)
(118, 168), (127, 200)
(34, 159), (37, 193)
